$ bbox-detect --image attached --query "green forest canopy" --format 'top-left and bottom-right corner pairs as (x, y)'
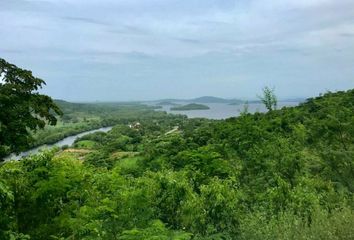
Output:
(0, 88), (353, 239)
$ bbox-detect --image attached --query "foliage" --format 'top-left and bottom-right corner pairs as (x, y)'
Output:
(259, 86), (278, 111)
(0, 89), (353, 239)
(239, 207), (354, 240)
(0, 58), (62, 160)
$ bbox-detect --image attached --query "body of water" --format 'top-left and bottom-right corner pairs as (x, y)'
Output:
(5, 102), (300, 160)
(155, 101), (300, 119)
(5, 126), (113, 161)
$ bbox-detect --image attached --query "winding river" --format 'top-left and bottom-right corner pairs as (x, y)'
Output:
(5, 101), (301, 161)
(5, 126), (113, 161)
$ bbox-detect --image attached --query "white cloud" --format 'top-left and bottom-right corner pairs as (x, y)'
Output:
(1, 0), (353, 57)
(0, 0), (353, 100)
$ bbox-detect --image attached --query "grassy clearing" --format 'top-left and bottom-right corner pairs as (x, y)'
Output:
(74, 140), (98, 149)
(114, 156), (142, 176)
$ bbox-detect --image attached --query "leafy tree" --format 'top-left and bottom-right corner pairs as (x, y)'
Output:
(181, 178), (242, 237)
(0, 86), (353, 239)
(0, 58), (62, 160)
(259, 86), (277, 111)
(119, 220), (192, 240)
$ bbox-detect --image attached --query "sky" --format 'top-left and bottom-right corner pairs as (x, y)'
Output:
(0, 0), (354, 101)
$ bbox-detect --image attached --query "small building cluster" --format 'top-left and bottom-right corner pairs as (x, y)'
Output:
(128, 122), (141, 129)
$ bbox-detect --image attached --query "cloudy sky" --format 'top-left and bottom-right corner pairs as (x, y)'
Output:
(1, 0), (353, 101)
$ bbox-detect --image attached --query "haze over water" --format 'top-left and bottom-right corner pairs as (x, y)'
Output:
(155, 101), (300, 119)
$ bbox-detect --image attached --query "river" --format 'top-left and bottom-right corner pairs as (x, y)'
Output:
(5, 126), (113, 161)
(5, 101), (300, 160)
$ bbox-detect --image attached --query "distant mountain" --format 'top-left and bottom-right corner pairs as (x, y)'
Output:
(191, 96), (231, 103)
(157, 101), (180, 106)
(155, 96), (244, 104)
(153, 96), (303, 105)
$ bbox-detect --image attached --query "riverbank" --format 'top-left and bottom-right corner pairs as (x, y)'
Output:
(5, 126), (113, 161)
(30, 120), (111, 148)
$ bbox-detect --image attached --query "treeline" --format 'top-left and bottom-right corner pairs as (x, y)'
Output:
(0, 89), (353, 239)
(29, 101), (167, 148)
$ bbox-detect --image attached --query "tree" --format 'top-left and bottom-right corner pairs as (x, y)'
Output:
(0, 58), (62, 160)
(259, 86), (277, 111)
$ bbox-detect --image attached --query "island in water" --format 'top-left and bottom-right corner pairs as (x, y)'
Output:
(156, 101), (180, 106)
(170, 103), (210, 111)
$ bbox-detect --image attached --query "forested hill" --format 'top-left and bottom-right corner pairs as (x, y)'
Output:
(0, 89), (353, 239)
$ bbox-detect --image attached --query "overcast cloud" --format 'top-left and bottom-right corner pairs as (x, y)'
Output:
(0, 0), (353, 101)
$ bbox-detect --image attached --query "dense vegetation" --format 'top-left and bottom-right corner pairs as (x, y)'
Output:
(0, 58), (62, 160)
(1, 89), (353, 239)
(171, 103), (210, 111)
(0, 59), (146, 158)
(30, 100), (162, 148)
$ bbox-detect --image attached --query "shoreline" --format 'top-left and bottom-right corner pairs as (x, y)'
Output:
(4, 126), (113, 161)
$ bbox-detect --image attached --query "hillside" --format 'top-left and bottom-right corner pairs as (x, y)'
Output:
(155, 96), (244, 104)
(0, 89), (353, 239)
(171, 103), (210, 111)
(191, 96), (232, 103)
(156, 101), (180, 106)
